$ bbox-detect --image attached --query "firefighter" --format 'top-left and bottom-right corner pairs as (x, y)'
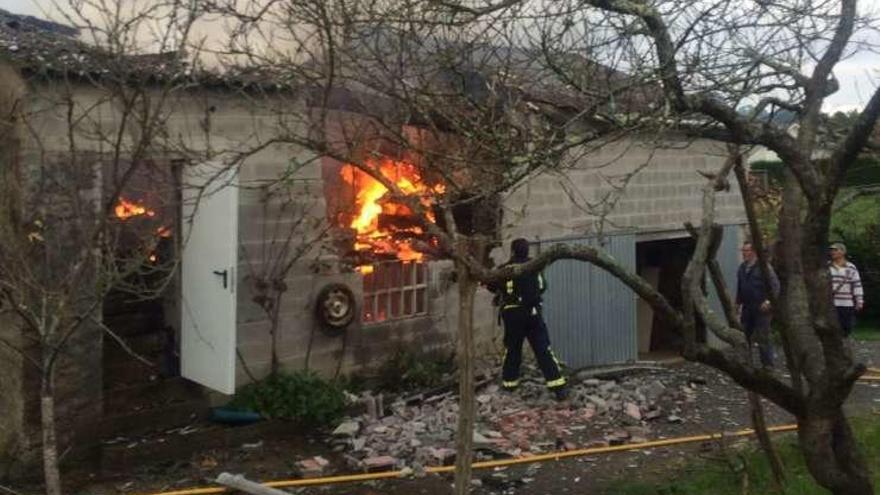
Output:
(493, 238), (568, 400)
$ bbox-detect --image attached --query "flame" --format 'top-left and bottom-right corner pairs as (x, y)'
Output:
(340, 158), (445, 265)
(115, 197), (156, 219)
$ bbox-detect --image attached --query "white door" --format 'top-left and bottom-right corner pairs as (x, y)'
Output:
(181, 162), (238, 394)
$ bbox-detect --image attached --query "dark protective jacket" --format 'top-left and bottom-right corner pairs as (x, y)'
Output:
(496, 258), (547, 310)
(736, 261), (780, 306)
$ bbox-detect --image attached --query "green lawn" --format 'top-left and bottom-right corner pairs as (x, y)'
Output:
(852, 318), (880, 341)
(605, 416), (880, 494)
(608, 319), (880, 493)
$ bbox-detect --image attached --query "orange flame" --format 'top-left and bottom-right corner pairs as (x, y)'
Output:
(115, 197), (156, 219)
(340, 158), (445, 265)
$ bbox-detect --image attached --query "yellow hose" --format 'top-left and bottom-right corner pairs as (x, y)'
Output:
(139, 424), (799, 495)
(136, 369), (880, 495)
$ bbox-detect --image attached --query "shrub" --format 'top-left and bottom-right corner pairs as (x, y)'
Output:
(230, 371), (347, 426)
(376, 349), (455, 393)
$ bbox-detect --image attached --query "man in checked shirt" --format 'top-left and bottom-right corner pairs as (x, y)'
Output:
(829, 242), (865, 337)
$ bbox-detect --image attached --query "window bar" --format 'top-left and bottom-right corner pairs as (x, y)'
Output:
(385, 274), (392, 321)
(411, 263), (416, 316)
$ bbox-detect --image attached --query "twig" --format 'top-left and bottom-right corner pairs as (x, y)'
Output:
(0, 484), (24, 495)
(91, 316), (156, 368)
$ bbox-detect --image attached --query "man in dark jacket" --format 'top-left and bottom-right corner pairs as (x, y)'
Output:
(492, 238), (567, 400)
(735, 242), (780, 368)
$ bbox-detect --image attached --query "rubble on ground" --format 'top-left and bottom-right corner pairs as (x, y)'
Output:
(321, 365), (711, 470)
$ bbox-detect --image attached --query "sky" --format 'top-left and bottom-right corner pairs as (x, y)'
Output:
(1, 0), (878, 113)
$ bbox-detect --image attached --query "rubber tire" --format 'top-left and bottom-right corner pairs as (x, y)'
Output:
(315, 283), (356, 333)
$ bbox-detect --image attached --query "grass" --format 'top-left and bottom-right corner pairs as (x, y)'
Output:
(853, 318), (880, 341)
(852, 318), (880, 341)
(605, 416), (880, 494)
(615, 321), (880, 494)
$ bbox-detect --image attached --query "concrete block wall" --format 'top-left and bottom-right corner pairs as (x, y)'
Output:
(502, 137), (746, 243)
(496, 136), (749, 360)
(11, 76), (749, 397)
(15, 78), (468, 386)
(231, 112), (468, 382)
(3, 76), (109, 476)
(0, 317), (27, 477)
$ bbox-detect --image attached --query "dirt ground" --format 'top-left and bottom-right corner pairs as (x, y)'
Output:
(64, 340), (880, 495)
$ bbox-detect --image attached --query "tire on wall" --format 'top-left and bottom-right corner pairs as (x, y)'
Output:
(315, 283), (356, 334)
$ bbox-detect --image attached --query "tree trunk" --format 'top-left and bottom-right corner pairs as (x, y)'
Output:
(453, 258), (477, 495)
(270, 292), (281, 376)
(747, 392), (785, 488)
(40, 375), (62, 495)
(798, 412), (874, 495)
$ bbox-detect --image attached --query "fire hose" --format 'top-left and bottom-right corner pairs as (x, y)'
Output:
(138, 372), (880, 495)
(139, 424), (799, 495)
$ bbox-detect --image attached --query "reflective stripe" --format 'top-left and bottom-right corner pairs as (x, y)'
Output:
(505, 280), (515, 294)
(538, 273), (545, 291)
(549, 348), (563, 369)
(546, 377), (566, 388)
(502, 380), (520, 388)
(502, 304), (520, 310)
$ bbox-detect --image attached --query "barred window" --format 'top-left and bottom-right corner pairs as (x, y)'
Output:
(361, 260), (429, 323)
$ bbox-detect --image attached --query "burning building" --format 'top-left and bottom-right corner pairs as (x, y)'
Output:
(334, 158), (445, 322)
(0, 11), (750, 479)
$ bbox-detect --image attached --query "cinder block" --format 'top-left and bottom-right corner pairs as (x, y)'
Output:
(237, 320), (273, 345)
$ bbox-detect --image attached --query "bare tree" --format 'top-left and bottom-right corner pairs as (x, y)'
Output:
(0, 3), (215, 493)
(239, 174), (329, 378)
(414, 1), (880, 493)
(97, 0), (879, 493)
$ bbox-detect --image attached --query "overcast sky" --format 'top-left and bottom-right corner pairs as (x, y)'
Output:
(2, 0), (878, 113)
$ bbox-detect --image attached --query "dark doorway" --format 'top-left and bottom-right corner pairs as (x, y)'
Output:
(101, 158), (182, 408)
(636, 237), (704, 356)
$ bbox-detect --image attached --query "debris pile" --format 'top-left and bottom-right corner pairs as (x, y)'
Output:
(326, 368), (709, 471)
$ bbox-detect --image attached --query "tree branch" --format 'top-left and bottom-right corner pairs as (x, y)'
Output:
(477, 243), (682, 327)
(828, 84), (880, 198)
(808, 0), (855, 101)
(681, 151), (745, 350)
(427, 0), (523, 17)
(680, 147), (802, 415)
(91, 316), (156, 369)
(694, 345), (804, 416)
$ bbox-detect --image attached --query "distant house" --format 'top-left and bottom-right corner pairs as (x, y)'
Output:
(0, 10), (747, 475)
